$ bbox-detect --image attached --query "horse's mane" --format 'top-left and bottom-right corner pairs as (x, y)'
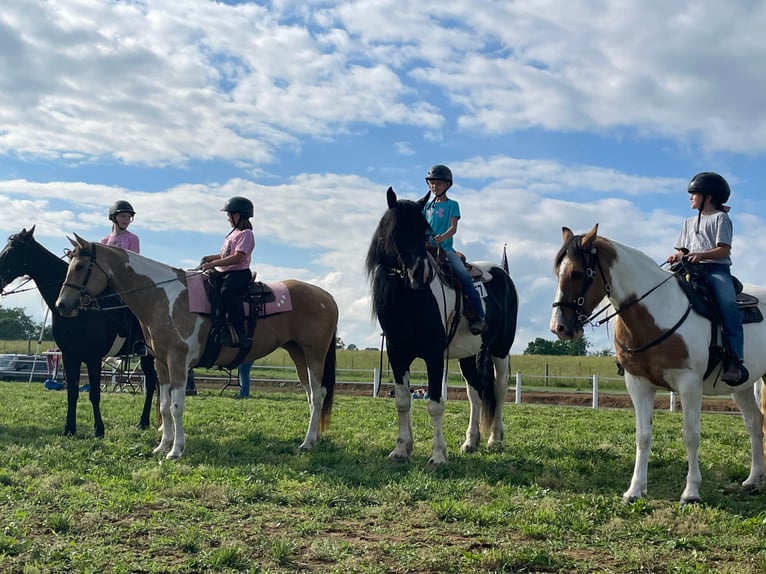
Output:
(365, 197), (431, 319)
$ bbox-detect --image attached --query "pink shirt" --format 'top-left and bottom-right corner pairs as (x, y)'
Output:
(101, 230), (140, 253)
(216, 228), (255, 272)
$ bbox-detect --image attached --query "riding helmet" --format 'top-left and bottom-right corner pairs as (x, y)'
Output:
(109, 200), (135, 221)
(222, 196), (254, 218)
(425, 164), (453, 183)
(687, 172), (731, 205)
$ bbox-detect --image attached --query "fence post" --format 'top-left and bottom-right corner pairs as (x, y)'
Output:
(515, 372), (522, 404)
(592, 374), (598, 409)
(373, 367), (380, 397)
(669, 391), (676, 412)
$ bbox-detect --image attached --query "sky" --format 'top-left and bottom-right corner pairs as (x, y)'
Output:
(2, 0), (766, 355)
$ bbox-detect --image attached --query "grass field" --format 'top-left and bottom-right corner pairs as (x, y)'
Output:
(0, 382), (764, 572)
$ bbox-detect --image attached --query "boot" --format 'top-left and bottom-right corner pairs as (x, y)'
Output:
(721, 361), (749, 386)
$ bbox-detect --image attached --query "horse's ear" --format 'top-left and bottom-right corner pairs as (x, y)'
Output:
(561, 227), (574, 242)
(416, 190), (430, 208)
(580, 224), (600, 250)
(386, 187), (397, 208)
(25, 225), (35, 236)
(71, 233), (88, 249)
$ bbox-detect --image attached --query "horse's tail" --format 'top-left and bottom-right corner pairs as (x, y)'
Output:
(477, 343), (497, 437)
(319, 332), (336, 433)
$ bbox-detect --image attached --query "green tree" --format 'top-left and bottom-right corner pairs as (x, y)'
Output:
(0, 305), (37, 339)
(523, 336), (591, 356)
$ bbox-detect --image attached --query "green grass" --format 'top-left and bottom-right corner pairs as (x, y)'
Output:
(0, 382), (764, 572)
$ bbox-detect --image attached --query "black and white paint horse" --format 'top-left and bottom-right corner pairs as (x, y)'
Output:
(366, 187), (518, 464)
(0, 227), (157, 436)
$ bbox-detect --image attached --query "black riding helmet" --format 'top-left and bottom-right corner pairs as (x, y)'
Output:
(109, 200), (135, 222)
(221, 196), (254, 218)
(688, 172), (730, 208)
(425, 164), (453, 183)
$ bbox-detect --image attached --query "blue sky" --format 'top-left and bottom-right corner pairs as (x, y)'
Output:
(2, 0), (766, 354)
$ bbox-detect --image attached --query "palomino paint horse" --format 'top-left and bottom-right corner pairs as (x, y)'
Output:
(550, 225), (765, 503)
(0, 227), (158, 436)
(55, 236), (337, 459)
(366, 188), (518, 464)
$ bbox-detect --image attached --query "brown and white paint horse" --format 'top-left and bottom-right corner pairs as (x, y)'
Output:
(55, 235), (338, 459)
(551, 225), (765, 503)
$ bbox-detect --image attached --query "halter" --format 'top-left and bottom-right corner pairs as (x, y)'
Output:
(385, 244), (435, 290)
(554, 237), (691, 353)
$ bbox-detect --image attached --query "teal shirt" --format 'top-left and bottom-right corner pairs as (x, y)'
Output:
(424, 198), (461, 252)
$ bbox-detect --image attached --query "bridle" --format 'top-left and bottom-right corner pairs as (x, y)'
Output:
(553, 237), (690, 353)
(61, 246), (112, 310)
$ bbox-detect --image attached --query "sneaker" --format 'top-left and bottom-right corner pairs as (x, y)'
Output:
(469, 317), (486, 336)
(721, 362), (749, 386)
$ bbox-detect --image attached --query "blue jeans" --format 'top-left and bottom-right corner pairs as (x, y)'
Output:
(238, 362), (252, 397)
(444, 250), (484, 319)
(705, 264), (744, 360)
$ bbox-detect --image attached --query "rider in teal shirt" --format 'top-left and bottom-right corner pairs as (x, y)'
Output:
(422, 164), (486, 335)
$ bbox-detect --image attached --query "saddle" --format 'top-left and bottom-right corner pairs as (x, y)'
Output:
(425, 246), (492, 337)
(673, 260), (763, 378)
(197, 273), (277, 369)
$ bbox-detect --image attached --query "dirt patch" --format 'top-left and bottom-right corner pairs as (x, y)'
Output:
(202, 378), (741, 413)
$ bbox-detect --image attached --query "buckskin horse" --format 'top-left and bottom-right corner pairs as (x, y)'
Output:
(366, 187), (518, 465)
(55, 235), (337, 459)
(0, 227), (158, 436)
(550, 224), (765, 503)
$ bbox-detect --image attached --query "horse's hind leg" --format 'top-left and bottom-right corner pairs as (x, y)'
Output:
(459, 357), (481, 452)
(731, 382), (765, 490)
(486, 355), (509, 448)
(85, 360), (105, 438)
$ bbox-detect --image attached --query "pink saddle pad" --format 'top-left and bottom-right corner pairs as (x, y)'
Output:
(186, 272), (292, 316)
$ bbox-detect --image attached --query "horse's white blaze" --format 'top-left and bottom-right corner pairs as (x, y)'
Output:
(553, 226), (765, 503)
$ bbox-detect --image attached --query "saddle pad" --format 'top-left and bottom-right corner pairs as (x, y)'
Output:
(186, 272), (292, 316)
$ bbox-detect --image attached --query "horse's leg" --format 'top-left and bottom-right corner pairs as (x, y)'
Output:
(459, 356), (481, 452)
(166, 384), (187, 460)
(152, 360), (174, 455)
(487, 354), (509, 448)
(731, 382), (765, 490)
(623, 374), (657, 502)
(85, 360), (105, 438)
(424, 354), (447, 466)
(676, 377), (704, 504)
(63, 359), (81, 436)
(286, 345), (324, 451)
(137, 355), (157, 430)
(389, 375), (414, 462)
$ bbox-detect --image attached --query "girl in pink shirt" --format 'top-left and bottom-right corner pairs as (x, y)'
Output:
(200, 196), (255, 347)
(101, 200), (140, 252)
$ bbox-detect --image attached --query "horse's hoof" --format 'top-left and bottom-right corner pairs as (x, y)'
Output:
(95, 428), (105, 439)
(427, 456), (448, 466)
(166, 450), (183, 460)
(388, 452), (409, 464)
(460, 442), (478, 453)
(136, 420), (149, 430)
(64, 427), (75, 437)
(622, 495), (640, 504)
(680, 497), (701, 506)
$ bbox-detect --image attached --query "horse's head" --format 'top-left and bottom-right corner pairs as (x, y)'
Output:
(550, 224), (612, 339)
(366, 187), (433, 290)
(55, 234), (110, 317)
(0, 226), (41, 291)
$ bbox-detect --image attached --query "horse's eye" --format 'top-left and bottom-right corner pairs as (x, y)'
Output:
(569, 269), (584, 281)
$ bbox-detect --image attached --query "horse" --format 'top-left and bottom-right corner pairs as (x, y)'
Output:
(55, 235), (338, 459)
(366, 187), (518, 465)
(0, 227), (158, 436)
(550, 224), (765, 503)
